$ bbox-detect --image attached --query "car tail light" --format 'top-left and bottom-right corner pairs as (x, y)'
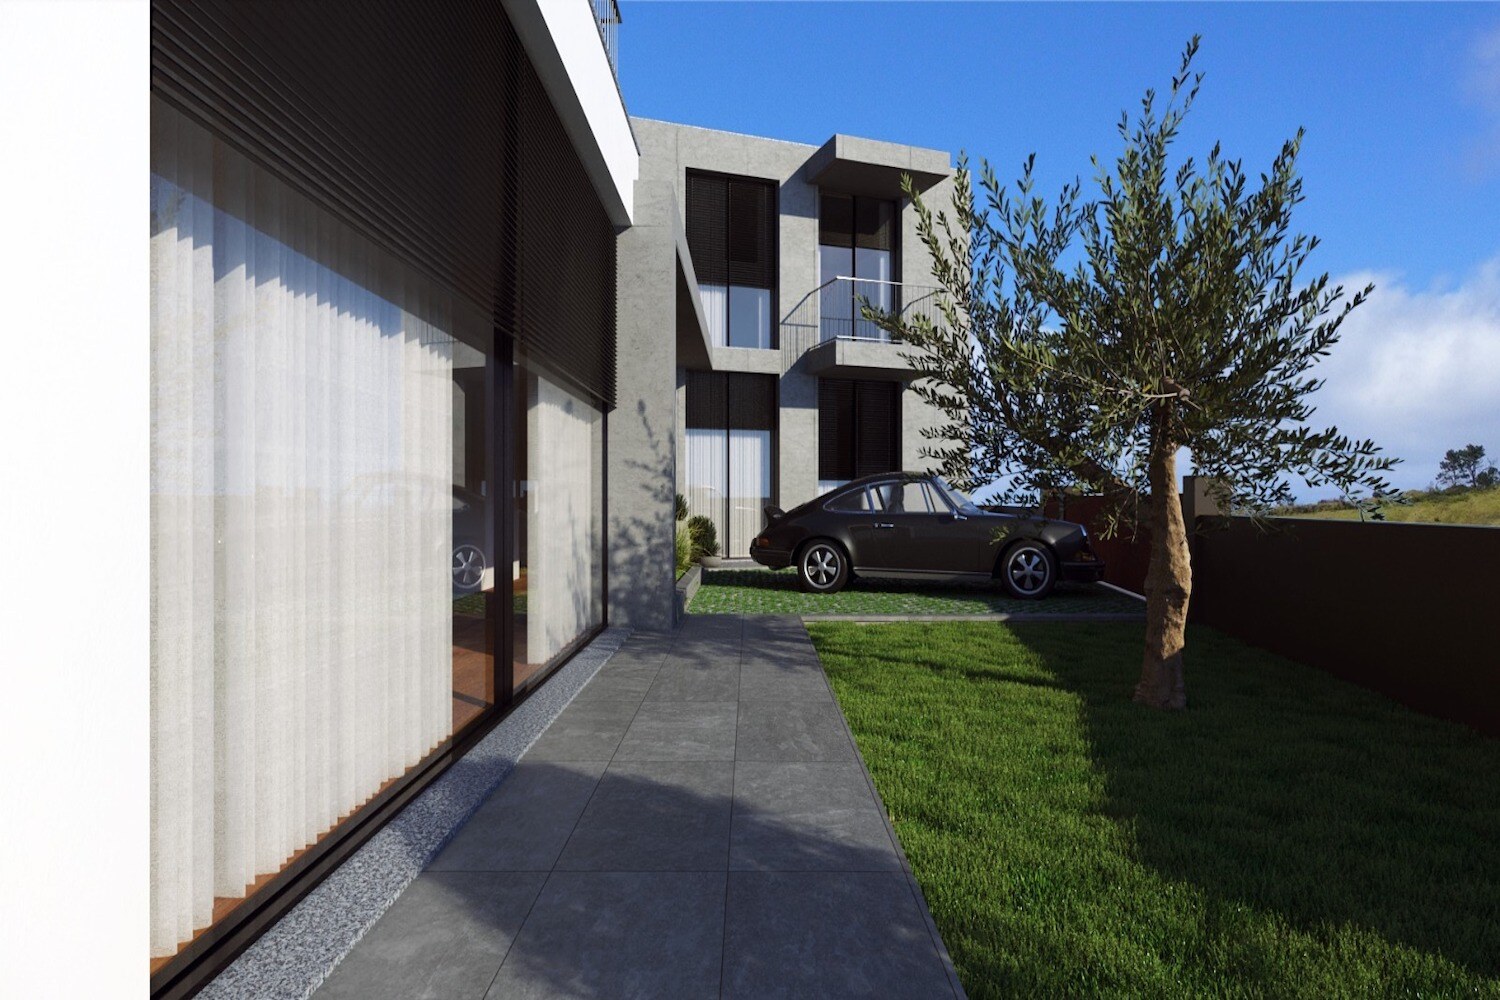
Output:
(755, 536), (769, 548)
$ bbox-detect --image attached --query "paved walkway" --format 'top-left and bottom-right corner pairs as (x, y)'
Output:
(318, 614), (963, 999)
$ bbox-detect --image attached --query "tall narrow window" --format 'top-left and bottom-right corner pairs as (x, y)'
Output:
(817, 378), (899, 493)
(687, 172), (777, 349)
(512, 351), (605, 692)
(685, 372), (777, 556)
(818, 193), (896, 341)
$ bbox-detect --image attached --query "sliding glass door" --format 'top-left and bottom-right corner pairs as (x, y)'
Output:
(149, 96), (604, 974)
(818, 193), (897, 341)
(684, 372), (777, 557)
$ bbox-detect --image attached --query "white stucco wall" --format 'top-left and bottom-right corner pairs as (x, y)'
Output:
(504, 0), (639, 226)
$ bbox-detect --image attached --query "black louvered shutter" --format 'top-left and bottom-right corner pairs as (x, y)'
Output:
(853, 381), (900, 477)
(818, 379), (854, 481)
(819, 193), (854, 247)
(686, 173), (728, 285)
(686, 370), (726, 429)
(728, 373), (776, 431)
(151, 0), (616, 406)
(855, 198), (894, 251)
(727, 179), (775, 289)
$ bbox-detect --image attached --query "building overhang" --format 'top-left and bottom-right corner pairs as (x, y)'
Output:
(801, 338), (917, 381)
(804, 134), (951, 200)
(503, 0), (639, 226)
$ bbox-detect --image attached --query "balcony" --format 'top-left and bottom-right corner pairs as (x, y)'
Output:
(590, 0), (621, 76)
(781, 277), (947, 380)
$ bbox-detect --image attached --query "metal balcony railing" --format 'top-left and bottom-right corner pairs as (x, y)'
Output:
(779, 277), (948, 365)
(590, 0), (621, 76)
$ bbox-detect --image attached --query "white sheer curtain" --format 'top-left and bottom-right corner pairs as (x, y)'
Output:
(698, 284), (727, 347)
(685, 427), (728, 553)
(728, 430), (771, 557)
(526, 375), (601, 665)
(150, 108), (453, 958)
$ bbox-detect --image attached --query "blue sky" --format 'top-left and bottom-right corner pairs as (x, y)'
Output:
(620, 2), (1500, 496)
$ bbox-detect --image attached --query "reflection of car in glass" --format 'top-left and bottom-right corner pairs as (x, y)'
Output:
(749, 472), (1104, 598)
(452, 486), (491, 595)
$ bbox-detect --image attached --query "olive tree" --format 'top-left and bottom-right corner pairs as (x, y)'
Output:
(883, 38), (1399, 708)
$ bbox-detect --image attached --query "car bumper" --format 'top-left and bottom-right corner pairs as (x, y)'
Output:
(749, 545), (793, 570)
(1060, 558), (1106, 583)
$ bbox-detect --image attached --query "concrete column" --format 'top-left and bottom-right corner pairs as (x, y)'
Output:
(608, 182), (679, 631)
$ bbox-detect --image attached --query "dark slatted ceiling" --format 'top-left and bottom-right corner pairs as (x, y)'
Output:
(151, 0), (616, 406)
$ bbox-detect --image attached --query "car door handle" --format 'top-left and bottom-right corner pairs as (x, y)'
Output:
(874, 522), (895, 529)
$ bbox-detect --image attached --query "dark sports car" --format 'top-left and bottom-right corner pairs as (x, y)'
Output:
(749, 472), (1104, 598)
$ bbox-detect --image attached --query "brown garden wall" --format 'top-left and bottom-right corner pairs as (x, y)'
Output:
(1042, 494), (1153, 594)
(1189, 516), (1500, 737)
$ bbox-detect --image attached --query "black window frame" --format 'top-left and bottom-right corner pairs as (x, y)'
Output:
(685, 169), (780, 349)
(684, 370), (780, 555)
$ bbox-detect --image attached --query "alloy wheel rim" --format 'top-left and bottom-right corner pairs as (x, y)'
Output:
(1009, 549), (1047, 594)
(806, 547), (838, 587)
(453, 545), (485, 588)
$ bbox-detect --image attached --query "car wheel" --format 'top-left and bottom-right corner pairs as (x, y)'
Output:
(797, 540), (849, 594)
(452, 543), (486, 592)
(1000, 542), (1056, 599)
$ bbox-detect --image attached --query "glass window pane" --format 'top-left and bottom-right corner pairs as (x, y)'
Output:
(513, 355), (604, 691)
(854, 249), (892, 340)
(728, 286), (771, 349)
(685, 427), (728, 556)
(828, 488), (869, 511)
(895, 482), (932, 513)
(450, 341), (495, 734)
(728, 429), (772, 555)
(698, 283), (727, 348)
(819, 245), (853, 341)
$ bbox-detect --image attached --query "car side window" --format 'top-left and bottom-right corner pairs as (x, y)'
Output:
(828, 488), (870, 512)
(897, 482), (933, 513)
(870, 483), (896, 511)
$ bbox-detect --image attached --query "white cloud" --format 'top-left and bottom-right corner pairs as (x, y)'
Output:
(1304, 256), (1500, 495)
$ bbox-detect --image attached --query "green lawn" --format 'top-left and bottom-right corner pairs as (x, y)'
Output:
(808, 621), (1500, 999)
(1283, 487), (1500, 526)
(687, 567), (1142, 616)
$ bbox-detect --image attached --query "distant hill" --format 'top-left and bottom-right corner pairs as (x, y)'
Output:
(1277, 488), (1500, 527)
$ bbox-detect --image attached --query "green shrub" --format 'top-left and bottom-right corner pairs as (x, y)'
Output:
(686, 515), (719, 561)
(674, 493), (688, 522)
(674, 521), (693, 574)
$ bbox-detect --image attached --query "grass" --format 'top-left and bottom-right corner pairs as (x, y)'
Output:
(1283, 487), (1500, 526)
(687, 567), (1143, 616)
(808, 621), (1500, 999)
(453, 592), (527, 615)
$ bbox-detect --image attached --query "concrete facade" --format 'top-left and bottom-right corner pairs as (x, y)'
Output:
(612, 117), (958, 626)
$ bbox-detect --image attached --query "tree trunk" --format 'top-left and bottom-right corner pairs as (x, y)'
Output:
(1135, 444), (1191, 709)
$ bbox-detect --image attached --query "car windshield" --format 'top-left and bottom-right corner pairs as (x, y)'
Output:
(934, 476), (982, 515)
